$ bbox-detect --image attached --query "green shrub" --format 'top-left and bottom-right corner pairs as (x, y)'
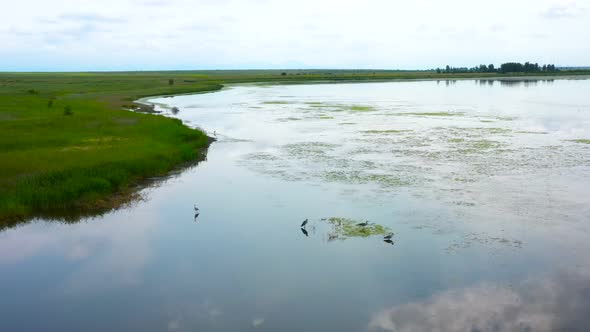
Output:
(63, 105), (73, 116)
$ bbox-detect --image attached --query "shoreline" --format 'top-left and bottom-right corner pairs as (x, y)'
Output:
(1, 70), (589, 227)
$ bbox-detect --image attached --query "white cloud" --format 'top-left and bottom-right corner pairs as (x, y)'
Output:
(541, 1), (588, 19)
(0, 0), (589, 70)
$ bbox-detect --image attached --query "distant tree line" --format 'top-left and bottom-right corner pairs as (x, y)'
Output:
(435, 62), (558, 74)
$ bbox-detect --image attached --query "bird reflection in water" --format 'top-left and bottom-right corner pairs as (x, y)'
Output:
(298, 217), (395, 247)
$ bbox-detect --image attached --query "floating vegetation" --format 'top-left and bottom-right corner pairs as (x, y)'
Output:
(277, 117), (302, 122)
(349, 147), (381, 155)
(262, 100), (291, 105)
(323, 171), (409, 187)
(446, 233), (523, 253)
(448, 138), (465, 143)
(402, 112), (465, 117)
(305, 102), (328, 107)
(243, 152), (279, 161)
(339, 122), (356, 125)
(348, 105), (376, 112)
(567, 139), (590, 144)
(515, 131), (549, 135)
(475, 127), (512, 135)
(326, 217), (392, 239)
(361, 129), (411, 135)
(318, 115), (334, 120)
(496, 116), (517, 121)
(282, 142), (337, 160)
(453, 201), (476, 207)
(468, 139), (504, 150)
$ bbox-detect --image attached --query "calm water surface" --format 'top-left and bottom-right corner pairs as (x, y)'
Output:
(2, 79), (590, 332)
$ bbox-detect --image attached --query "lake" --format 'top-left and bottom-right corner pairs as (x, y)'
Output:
(2, 78), (590, 332)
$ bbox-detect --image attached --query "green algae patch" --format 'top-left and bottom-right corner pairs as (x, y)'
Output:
(283, 142), (338, 160)
(469, 139), (504, 149)
(516, 131), (549, 135)
(361, 129), (411, 134)
(448, 138), (465, 143)
(345, 105), (376, 112)
(277, 117), (302, 122)
(476, 128), (512, 134)
(324, 171), (410, 187)
(327, 217), (392, 239)
(404, 112), (465, 117)
(568, 139), (590, 144)
(305, 102), (328, 107)
(243, 152), (279, 161)
(262, 100), (291, 105)
(350, 105), (374, 111)
(496, 116), (517, 121)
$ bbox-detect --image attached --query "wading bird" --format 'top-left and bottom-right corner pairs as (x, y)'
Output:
(357, 220), (370, 227)
(301, 218), (308, 228)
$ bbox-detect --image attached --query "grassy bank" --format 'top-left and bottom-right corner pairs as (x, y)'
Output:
(0, 73), (222, 226)
(1, 70), (589, 226)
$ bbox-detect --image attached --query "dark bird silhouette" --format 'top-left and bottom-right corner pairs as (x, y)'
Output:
(301, 228), (309, 237)
(384, 239), (394, 245)
(357, 220), (370, 227)
(301, 218), (308, 228)
(194, 213), (200, 221)
(194, 204), (199, 212)
(384, 233), (394, 240)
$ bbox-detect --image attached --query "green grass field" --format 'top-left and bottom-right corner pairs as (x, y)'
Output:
(1, 69), (589, 226)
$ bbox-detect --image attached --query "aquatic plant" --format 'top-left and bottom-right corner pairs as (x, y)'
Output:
(349, 105), (376, 112)
(327, 217), (392, 239)
(262, 100), (291, 105)
(568, 139), (590, 144)
(361, 129), (411, 134)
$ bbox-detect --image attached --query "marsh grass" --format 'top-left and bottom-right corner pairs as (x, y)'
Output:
(0, 73), (216, 225)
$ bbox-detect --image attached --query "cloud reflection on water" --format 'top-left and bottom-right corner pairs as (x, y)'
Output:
(369, 268), (590, 332)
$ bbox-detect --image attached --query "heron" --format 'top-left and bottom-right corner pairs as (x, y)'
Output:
(301, 218), (308, 228)
(357, 220), (370, 227)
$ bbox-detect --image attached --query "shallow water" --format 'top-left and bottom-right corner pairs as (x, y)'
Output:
(2, 79), (590, 332)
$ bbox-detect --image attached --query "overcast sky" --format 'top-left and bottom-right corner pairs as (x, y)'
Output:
(1, 0), (589, 71)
